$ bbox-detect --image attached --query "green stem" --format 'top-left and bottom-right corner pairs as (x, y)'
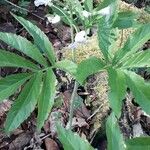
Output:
(67, 0), (78, 129)
(68, 81), (78, 129)
(51, 4), (78, 33)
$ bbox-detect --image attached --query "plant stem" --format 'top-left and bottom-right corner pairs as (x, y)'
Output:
(68, 81), (78, 129)
(67, 0), (78, 129)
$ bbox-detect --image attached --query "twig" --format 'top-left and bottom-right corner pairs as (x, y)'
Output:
(4, 0), (44, 20)
(87, 104), (104, 121)
(68, 81), (78, 129)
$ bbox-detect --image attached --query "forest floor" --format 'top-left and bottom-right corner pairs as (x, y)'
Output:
(0, 0), (150, 150)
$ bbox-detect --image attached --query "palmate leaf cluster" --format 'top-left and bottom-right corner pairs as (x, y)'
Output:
(75, 0), (150, 149)
(0, 13), (77, 133)
(0, 0), (150, 149)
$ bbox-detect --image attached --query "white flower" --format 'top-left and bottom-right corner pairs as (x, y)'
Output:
(75, 31), (87, 43)
(82, 10), (91, 18)
(47, 15), (61, 24)
(34, 0), (51, 7)
(98, 5), (111, 16)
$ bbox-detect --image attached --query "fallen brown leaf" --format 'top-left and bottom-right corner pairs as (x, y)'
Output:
(45, 138), (59, 150)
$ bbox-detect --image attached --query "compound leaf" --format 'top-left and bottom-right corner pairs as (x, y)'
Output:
(0, 32), (48, 67)
(5, 72), (43, 132)
(12, 14), (56, 65)
(0, 49), (39, 71)
(57, 124), (94, 150)
(0, 73), (32, 102)
(37, 68), (56, 130)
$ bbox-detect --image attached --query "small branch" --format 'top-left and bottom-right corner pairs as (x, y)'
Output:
(4, 0), (44, 20)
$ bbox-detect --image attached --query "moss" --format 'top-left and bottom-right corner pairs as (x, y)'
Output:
(119, 1), (150, 24)
(63, 1), (150, 63)
(63, 36), (102, 63)
(87, 72), (109, 139)
(63, 28), (134, 63)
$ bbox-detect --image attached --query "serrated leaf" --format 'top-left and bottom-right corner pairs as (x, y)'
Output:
(76, 57), (105, 85)
(120, 50), (150, 69)
(0, 32), (48, 67)
(124, 70), (150, 115)
(12, 14), (56, 65)
(98, 18), (117, 61)
(98, 17), (111, 60)
(113, 11), (138, 29)
(5, 72), (43, 132)
(54, 59), (77, 76)
(108, 68), (126, 117)
(114, 23), (150, 63)
(57, 124), (94, 150)
(106, 112), (126, 150)
(37, 68), (56, 130)
(0, 49), (39, 71)
(126, 137), (150, 150)
(0, 73), (32, 102)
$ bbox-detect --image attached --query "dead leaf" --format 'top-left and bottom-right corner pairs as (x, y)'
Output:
(9, 132), (32, 150)
(0, 100), (12, 118)
(45, 138), (59, 150)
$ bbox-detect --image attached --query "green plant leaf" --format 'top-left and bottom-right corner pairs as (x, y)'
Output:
(0, 73), (32, 102)
(126, 137), (150, 150)
(114, 23), (150, 63)
(76, 57), (105, 85)
(113, 11), (138, 29)
(0, 49), (39, 71)
(54, 59), (77, 76)
(106, 112), (126, 150)
(84, 0), (93, 12)
(108, 68), (126, 117)
(98, 17), (111, 60)
(5, 72), (43, 132)
(120, 50), (150, 69)
(124, 70), (150, 115)
(0, 32), (48, 67)
(57, 124), (94, 150)
(98, 17), (117, 61)
(12, 13), (56, 65)
(37, 68), (56, 130)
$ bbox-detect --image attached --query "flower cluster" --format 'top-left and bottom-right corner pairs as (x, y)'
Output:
(47, 15), (61, 24)
(34, 0), (51, 7)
